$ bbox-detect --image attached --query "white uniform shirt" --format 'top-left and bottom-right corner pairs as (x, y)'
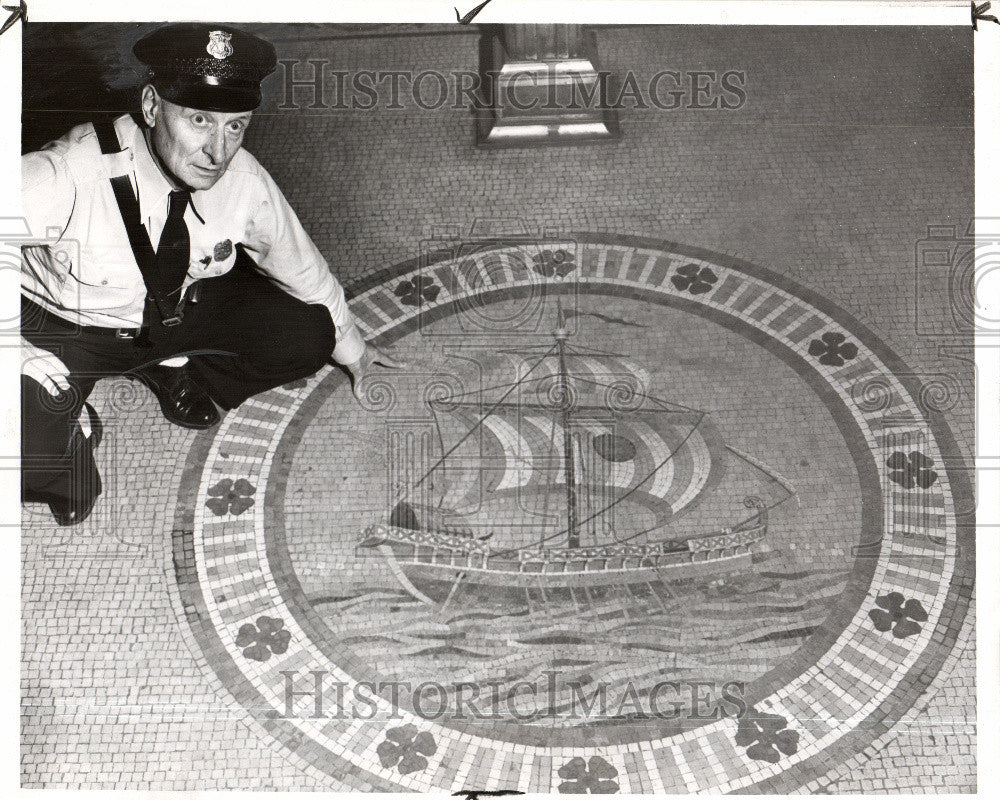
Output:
(21, 113), (365, 365)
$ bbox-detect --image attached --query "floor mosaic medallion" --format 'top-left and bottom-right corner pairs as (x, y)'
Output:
(171, 234), (973, 793)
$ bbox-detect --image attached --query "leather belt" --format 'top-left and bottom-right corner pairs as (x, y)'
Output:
(23, 282), (202, 341)
(23, 297), (146, 339)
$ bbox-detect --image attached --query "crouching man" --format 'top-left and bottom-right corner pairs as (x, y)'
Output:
(21, 23), (400, 524)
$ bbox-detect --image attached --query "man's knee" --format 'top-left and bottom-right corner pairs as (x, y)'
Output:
(252, 304), (336, 374)
(21, 375), (96, 495)
(21, 374), (86, 438)
(290, 306), (337, 371)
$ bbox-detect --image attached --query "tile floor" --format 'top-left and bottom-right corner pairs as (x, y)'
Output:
(20, 23), (975, 792)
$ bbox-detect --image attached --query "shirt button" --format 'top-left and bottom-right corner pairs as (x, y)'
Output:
(101, 279), (108, 285)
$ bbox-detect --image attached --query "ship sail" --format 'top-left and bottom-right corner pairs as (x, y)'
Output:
(419, 387), (725, 529)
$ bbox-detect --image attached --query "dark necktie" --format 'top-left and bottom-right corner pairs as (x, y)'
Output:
(151, 189), (191, 326)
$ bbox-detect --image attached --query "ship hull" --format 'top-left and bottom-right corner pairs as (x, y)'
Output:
(361, 523), (763, 601)
(395, 550), (753, 591)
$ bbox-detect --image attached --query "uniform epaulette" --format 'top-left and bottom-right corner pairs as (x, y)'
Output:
(58, 122), (133, 186)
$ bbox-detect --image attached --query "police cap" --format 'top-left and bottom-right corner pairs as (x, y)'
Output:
(133, 23), (277, 113)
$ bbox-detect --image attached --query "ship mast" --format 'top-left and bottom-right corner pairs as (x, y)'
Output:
(554, 302), (580, 549)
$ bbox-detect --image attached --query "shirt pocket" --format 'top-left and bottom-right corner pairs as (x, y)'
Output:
(65, 244), (146, 312)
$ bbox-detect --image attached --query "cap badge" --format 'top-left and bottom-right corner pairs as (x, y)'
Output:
(206, 31), (233, 60)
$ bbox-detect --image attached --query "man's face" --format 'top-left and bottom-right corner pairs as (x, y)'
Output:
(142, 86), (252, 191)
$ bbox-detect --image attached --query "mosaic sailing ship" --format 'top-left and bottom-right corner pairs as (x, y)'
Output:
(361, 308), (792, 602)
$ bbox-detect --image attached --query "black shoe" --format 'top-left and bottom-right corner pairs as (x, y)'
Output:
(49, 489), (100, 526)
(23, 403), (103, 526)
(132, 363), (220, 429)
(25, 486), (102, 526)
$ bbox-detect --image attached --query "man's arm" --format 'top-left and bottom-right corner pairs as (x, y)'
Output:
(22, 147), (76, 244)
(240, 163), (366, 365)
(20, 146), (76, 395)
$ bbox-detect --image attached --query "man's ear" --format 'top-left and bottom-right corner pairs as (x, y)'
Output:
(140, 84), (159, 128)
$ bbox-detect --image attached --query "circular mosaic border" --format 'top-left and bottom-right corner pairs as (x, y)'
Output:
(172, 234), (973, 793)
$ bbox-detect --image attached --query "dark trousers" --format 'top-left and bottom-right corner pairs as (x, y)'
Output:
(22, 253), (337, 506)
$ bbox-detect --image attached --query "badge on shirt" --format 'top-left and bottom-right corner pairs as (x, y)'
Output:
(213, 239), (233, 261)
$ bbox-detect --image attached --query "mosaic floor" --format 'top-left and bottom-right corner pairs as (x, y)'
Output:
(18, 21), (976, 790)
(161, 234), (974, 792)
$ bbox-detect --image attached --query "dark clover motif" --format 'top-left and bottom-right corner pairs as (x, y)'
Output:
(670, 263), (718, 295)
(735, 708), (800, 763)
(807, 331), (859, 367)
(887, 451), (939, 490)
(395, 275), (441, 307)
(869, 591), (928, 639)
(375, 724), (436, 775)
(235, 616), (291, 662)
(557, 756), (619, 794)
(532, 248), (576, 278)
(205, 478), (257, 516)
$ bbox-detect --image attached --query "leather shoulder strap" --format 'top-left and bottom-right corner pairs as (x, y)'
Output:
(92, 114), (123, 156)
(91, 116), (176, 324)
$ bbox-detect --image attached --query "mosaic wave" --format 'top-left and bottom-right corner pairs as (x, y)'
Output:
(310, 554), (849, 726)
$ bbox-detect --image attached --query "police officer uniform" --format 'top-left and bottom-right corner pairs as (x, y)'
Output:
(21, 24), (366, 524)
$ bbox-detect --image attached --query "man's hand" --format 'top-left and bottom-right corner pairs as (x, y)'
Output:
(344, 342), (407, 403)
(21, 337), (71, 396)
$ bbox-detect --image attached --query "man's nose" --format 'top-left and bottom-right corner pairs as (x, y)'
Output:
(203, 128), (227, 164)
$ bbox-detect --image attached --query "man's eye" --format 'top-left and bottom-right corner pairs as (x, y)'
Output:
(191, 115), (208, 126)
(227, 122), (245, 134)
